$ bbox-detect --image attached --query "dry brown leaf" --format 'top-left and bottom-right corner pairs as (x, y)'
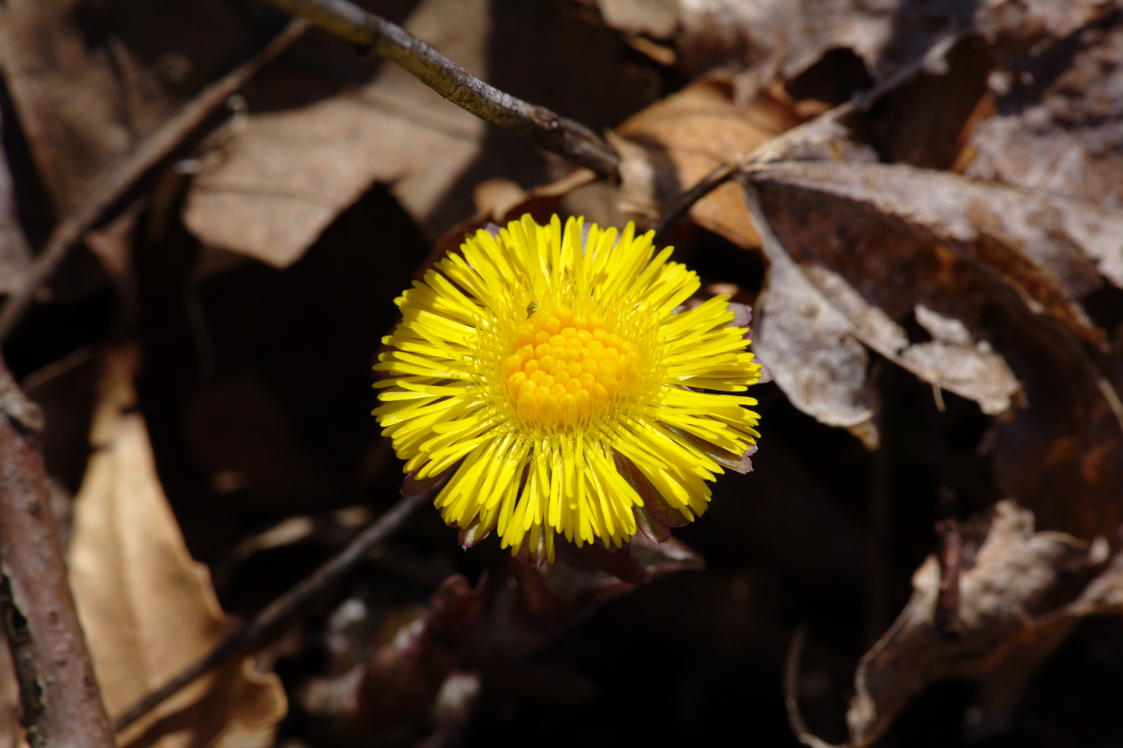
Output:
(0, 0), (253, 213)
(743, 159), (1123, 508)
(184, 0), (654, 267)
(990, 352), (1123, 541)
(754, 235), (879, 448)
(185, 0), (492, 268)
(69, 351), (286, 747)
(743, 167), (1029, 435)
(0, 644), (18, 748)
(747, 160), (1123, 339)
(794, 501), (1113, 747)
(613, 78), (802, 246)
(674, 0), (1110, 84)
(964, 10), (1123, 207)
(0, 113), (30, 296)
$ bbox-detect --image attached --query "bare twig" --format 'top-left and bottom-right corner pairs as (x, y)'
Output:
(651, 161), (739, 244)
(268, 0), (620, 179)
(113, 488), (432, 732)
(0, 19), (309, 342)
(0, 359), (115, 747)
(934, 518), (964, 637)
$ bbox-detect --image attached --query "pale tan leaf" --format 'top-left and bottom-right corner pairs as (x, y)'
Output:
(69, 351), (286, 747)
(183, 0), (654, 266)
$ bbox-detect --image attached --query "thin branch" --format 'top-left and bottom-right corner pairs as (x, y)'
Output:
(268, 0), (620, 179)
(0, 358), (115, 747)
(113, 488), (432, 732)
(0, 20), (309, 342)
(651, 161), (739, 243)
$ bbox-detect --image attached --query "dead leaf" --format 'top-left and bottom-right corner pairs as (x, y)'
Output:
(184, 0), (655, 266)
(0, 112), (30, 296)
(964, 9), (1123, 207)
(742, 168), (1031, 443)
(746, 161), (1123, 333)
(613, 78), (802, 246)
(737, 159), (1123, 529)
(0, 643), (19, 748)
(989, 346), (1123, 541)
(0, 0), (254, 213)
(792, 500), (1112, 748)
(595, 0), (678, 39)
(739, 159), (1123, 422)
(673, 0), (1111, 84)
(753, 236), (879, 447)
(675, 0), (956, 84)
(68, 351), (287, 747)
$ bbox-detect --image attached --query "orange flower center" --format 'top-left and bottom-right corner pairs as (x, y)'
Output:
(501, 305), (640, 429)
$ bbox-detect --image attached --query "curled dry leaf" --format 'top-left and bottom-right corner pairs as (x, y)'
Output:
(741, 158), (1123, 434)
(964, 9), (1123, 208)
(792, 501), (1113, 748)
(68, 352), (286, 747)
(742, 169), (1021, 444)
(745, 160), (1122, 343)
(740, 160), (1123, 534)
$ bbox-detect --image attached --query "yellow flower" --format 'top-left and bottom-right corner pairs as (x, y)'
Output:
(374, 214), (761, 561)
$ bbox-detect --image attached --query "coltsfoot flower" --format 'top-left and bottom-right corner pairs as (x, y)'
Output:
(374, 214), (761, 561)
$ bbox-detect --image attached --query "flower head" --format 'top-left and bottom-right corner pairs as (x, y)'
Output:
(375, 214), (761, 561)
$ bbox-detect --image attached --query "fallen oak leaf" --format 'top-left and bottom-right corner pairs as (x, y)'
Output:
(743, 160), (1120, 345)
(68, 351), (286, 747)
(737, 158), (1123, 423)
(741, 159), (1123, 532)
(743, 175), (1020, 444)
(789, 500), (1110, 748)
